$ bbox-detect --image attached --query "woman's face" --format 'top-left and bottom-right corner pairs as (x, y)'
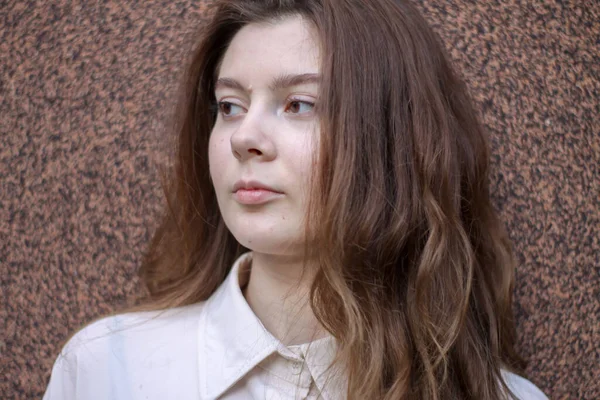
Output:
(209, 15), (321, 257)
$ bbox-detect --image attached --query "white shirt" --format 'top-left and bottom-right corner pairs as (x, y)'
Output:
(44, 252), (548, 400)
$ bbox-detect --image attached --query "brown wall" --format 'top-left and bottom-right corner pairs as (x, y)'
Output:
(1, 1), (598, 398)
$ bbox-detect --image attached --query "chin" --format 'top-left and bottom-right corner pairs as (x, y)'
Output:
(220, 204), (307, 253)
(227, 224), (304, 256)
(235, 232), (304, 255)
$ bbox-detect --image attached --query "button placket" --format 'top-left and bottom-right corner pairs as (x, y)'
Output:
(294, 377), (311, 400)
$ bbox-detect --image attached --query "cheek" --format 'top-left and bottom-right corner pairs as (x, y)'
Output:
(299, 126), (319, 173)
(285, 128), (319, 194)
(208, 133), (229, 185)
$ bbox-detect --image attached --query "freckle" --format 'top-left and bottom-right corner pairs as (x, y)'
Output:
(282, 216), (285, 220)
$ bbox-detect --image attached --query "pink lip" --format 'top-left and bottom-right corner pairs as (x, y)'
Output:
(232, 180), (283, 205)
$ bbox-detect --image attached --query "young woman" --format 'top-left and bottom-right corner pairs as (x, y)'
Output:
(44, 0), (548, 399)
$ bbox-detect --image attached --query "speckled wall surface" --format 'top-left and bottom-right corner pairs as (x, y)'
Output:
(1, 0), (598, 398)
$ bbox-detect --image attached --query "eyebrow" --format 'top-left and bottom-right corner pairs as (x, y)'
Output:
(215, 73), (320, 93)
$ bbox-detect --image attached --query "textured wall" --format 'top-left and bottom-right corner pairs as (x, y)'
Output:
(1, 0), (598, 398)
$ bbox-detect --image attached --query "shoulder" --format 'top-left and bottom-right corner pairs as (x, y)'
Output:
(43, 302), (206, 400)
(501, 370), (548, 400)
(61, 302), (206, 357)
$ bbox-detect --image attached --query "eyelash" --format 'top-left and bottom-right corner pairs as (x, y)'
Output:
(211, 99), (315, 118)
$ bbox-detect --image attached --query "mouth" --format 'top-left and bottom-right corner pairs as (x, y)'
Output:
(232, 180), (284, 205)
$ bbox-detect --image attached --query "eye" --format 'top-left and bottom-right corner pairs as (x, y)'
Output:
(285, 100), (314, 115)
(217, 101), (245, 117)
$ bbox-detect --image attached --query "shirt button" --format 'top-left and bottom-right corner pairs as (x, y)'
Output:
(292, 361), (302, 373)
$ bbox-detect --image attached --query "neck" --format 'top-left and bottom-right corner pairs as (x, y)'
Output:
(242, 251), (327, 346)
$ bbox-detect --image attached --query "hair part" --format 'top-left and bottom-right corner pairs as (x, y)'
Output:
(135, 1), (526, 398)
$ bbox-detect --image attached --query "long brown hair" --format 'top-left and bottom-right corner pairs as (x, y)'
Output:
(137, 0), (526, 398)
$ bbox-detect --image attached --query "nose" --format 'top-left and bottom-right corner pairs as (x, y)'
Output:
(230, 110), (276, 162)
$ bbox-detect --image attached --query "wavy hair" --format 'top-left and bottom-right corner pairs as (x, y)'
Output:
(136, 0), (526, 398)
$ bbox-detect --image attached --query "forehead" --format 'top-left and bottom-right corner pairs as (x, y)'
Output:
(217, 15), (320, 82)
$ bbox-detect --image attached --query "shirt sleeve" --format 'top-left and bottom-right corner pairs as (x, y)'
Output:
(502, 370), (548, 400)
(42, 344), (78, 400)
(41, 317), (114, 400)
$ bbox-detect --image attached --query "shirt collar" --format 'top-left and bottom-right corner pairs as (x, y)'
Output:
(197, 252), (347, 399)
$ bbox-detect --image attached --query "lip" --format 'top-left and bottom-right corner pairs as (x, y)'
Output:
(232, 180), (283, 205)
(232, 180), (281, 193)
